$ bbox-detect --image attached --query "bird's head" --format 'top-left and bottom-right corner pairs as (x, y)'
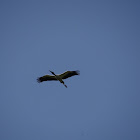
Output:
(49, 70), (55, 75)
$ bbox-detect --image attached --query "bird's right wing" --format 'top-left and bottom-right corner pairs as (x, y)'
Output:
(37, 75), (57, 83)
(59, 70), (80, 79)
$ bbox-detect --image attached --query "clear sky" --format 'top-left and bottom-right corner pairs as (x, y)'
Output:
(0, 0), (140, 140)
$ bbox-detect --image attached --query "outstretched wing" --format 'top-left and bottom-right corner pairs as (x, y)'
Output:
(37, 75), (57, 83)
(59, 70), (80, 79)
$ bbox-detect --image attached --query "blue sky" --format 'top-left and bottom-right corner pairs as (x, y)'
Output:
(0, 0), (140, 140)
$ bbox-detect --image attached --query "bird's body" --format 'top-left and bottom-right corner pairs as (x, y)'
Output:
(37, 70), (80, 88)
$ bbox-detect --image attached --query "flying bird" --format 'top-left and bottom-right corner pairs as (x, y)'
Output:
(37, 70), (80, 88)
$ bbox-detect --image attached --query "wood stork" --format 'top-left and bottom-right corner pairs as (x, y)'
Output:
(37, 70), (80, 88)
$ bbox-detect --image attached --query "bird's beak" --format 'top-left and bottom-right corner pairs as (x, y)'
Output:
(49, 70), (54, 75)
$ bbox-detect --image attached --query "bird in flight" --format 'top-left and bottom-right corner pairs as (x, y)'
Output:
(37, 70), (80, 88)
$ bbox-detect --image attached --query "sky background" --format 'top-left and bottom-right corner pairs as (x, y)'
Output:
(0, 0), (140, 140)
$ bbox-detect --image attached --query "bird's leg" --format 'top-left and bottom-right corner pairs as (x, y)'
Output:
(61, 81), (67, 88)
(64, 84), (67, 88)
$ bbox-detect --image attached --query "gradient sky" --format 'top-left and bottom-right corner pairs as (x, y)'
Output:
(0, 0), (140, 140)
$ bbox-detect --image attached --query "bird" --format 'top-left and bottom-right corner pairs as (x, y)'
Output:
(37, 70), (80, 88)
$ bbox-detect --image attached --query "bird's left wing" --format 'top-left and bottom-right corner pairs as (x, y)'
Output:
(59, 70), (80, 79)
(37, 75), (57, 83)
